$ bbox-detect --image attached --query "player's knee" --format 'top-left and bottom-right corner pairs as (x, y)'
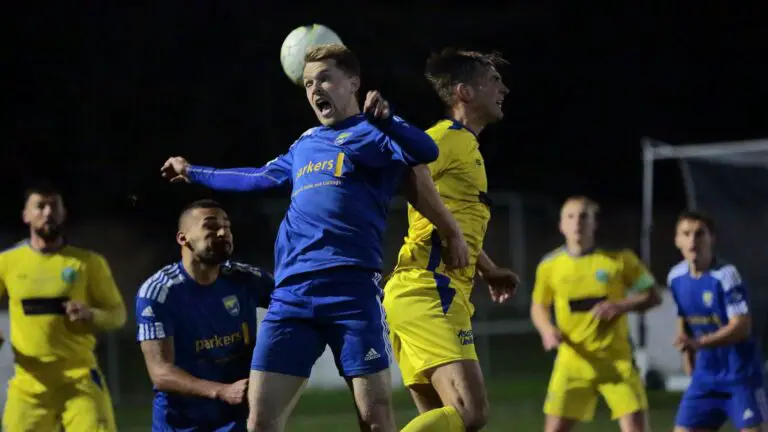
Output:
(247, 415), (280, 432)
(544, 415), (576, 432)
(449, 394), (488, 431)
(356, 392), (395, 430)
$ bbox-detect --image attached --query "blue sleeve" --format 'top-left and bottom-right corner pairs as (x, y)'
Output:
(135, 287), (173, 342)
(349, 115), (438, 167)
(669, 283), (684, 317)
(187, 152), (293, 192)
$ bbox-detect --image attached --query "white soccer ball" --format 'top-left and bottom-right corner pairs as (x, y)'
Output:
(280, 24), (344, 86)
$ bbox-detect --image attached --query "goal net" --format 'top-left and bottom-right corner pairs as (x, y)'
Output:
(639, 137), (768, 390)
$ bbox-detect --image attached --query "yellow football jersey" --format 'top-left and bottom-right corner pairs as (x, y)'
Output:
(0, 242), (126, 375)
(389, 119), (490, 299)
(532, 247), (655, 360)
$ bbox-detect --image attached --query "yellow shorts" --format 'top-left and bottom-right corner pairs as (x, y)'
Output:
(383, 270), (477, 387)
(544, 350), (648, 422)
(3, 367), (117, 432)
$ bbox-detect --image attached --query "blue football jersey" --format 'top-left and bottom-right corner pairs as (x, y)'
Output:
(135, 261), (273, 429)
(668, 260), (763, 385)
(187, 114), (438, 286)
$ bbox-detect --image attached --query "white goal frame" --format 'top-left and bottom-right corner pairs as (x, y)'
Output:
(640, 136), (768, 390)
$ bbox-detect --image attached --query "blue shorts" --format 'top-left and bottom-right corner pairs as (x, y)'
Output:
(675, 378), (768, 429)
(251, 267), (391, 378)
(152, 399), (247, 432)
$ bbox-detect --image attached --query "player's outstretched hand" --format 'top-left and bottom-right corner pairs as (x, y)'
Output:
(591, 300), (624, 321)
(216, 378), (248, 405)
(541, 327), (562, 351)
(363, 90), (391, 120)
(64, 300), (93, 322)
(441, 231), (470, 270)
(161, 156), (191, 184)
(483, 268), (519, 303)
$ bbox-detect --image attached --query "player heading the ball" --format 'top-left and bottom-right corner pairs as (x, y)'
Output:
(161, 43), (468, 432)
(669, 211), (767, 432)
(530, 196), (662, 432)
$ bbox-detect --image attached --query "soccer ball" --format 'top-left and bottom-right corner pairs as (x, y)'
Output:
(280, 24), (344, 85)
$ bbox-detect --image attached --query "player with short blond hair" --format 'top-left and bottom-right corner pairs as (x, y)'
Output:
(0, 184), (126, 432)
(385, 48), (520, 432)
(161, 43), (470, 432)
(530, 196), (662, 432)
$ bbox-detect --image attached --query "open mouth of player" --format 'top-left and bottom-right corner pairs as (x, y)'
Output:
(495, 99), (504, 108)
(315, 98), (333, 116)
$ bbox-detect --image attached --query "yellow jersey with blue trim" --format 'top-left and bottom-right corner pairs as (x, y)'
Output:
(0, 241), (125, 374)
(388, 119), (490, 309)
(532, 247), (655, 360)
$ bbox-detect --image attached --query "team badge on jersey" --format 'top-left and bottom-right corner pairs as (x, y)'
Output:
(61, 267), (77, 284)
(222, 295), (240, 316)
(335, 132), (352, 145)
(702, 291), (714, 307)
(595, 269), (609, 283)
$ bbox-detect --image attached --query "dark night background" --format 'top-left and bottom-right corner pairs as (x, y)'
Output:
(3, 0), (768, 419)
(6, 1), (768, 221)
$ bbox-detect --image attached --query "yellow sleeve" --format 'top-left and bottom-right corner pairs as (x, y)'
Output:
(87, 253), (127, 331)
(0, 253), (7, 300)
(621, 250), (655, 292)
(425, 132), (459, 179)
(532, 260), (554, 306)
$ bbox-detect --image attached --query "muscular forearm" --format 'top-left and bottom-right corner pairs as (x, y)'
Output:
(405, 165), (460, 237)
(150, 364), (225, 400)
(477, 250), (497, 277)
(530, 302), (556, 334)
(91, 304), (127, 331)
(698, 318), (751, 348)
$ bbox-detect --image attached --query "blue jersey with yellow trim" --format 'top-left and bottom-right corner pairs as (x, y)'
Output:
(135, 261), (273, 429)
(668, 260), (763, 385)
(187, 114), (438, 287)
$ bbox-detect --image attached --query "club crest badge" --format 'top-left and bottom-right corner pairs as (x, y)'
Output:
(222, 295), (240, 317)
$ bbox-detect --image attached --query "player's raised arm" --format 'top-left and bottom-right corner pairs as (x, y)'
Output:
(161, 153), (294, 192)
(136, 293), (246, 404)
(363, 91), (439, 166)
(77, 253), (126, 331)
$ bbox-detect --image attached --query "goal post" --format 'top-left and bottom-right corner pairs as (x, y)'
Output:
(640, 136), (768, 391)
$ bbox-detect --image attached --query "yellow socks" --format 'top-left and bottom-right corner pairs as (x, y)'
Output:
(400, 406), (465, 432)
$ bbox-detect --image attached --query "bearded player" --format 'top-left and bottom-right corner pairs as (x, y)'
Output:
(0, 184), (126, 431)
(531, 196), (662, 432)
(160, 44), (473, 432)
(137, 199), (276, 431)
(669, 211), (767, 432)
(384, 49), (520, 432)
